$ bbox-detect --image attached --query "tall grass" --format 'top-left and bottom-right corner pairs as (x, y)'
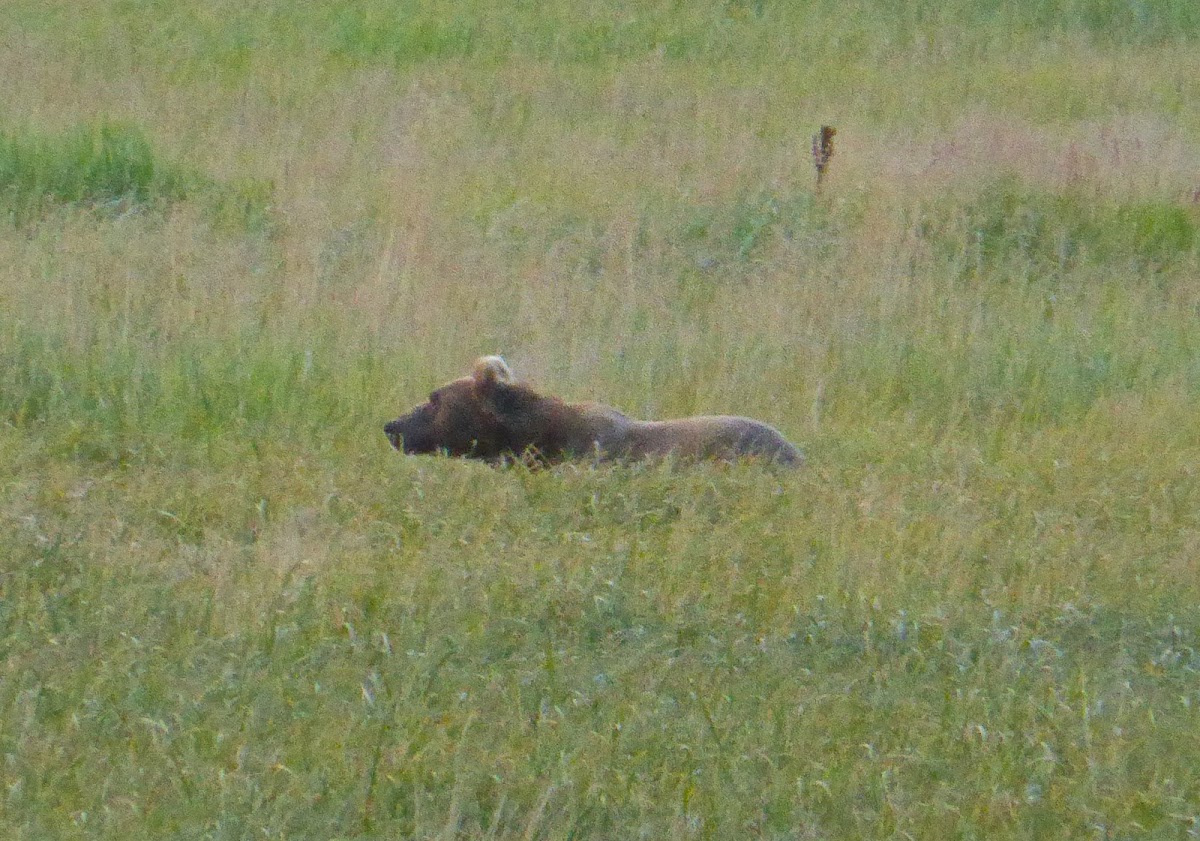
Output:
(0, 121), (191, 224)
(0, 120), (274, 230)
(2, 1), (1200, 838)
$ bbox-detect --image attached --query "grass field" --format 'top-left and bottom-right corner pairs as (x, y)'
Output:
(3, 1), (1200, 838)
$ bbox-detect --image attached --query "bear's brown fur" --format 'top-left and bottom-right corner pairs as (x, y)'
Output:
(384, 356), (803, 467)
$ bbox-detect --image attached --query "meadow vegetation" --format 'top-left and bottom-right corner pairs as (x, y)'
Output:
(2, 1), (1200, 838)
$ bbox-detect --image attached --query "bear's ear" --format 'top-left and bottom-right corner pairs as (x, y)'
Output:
(472, 355), (514, 390)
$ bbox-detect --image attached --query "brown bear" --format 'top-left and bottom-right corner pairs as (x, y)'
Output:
(384, 356), (803, 467)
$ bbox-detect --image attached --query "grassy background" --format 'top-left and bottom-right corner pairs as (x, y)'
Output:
(3, 1), (1200, 838)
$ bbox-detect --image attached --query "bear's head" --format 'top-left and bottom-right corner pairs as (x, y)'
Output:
(384, 356), (549, 462)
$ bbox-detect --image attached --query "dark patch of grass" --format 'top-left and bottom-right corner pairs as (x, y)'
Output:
(991, 0), (1200, 44)
(925, 179), (1199, 281)
(0, 120), (275, 233)
(0, 121), (192, 224)
(0, 328), (373, 469)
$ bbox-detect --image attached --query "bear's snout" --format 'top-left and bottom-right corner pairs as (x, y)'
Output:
(385, 411), (437, 453)
(384, 418), (406, 450)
